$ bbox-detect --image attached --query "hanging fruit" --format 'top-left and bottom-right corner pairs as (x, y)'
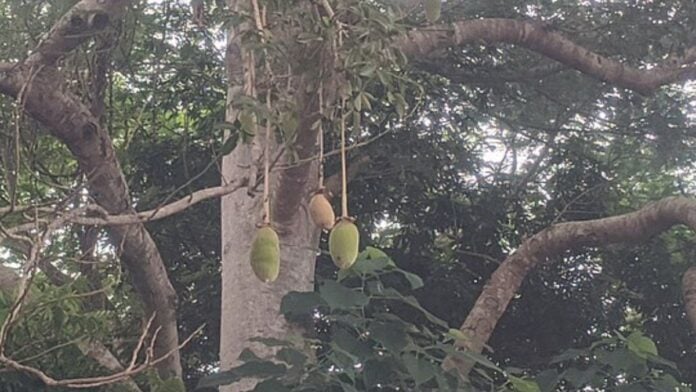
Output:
(328, 101), (360, 269)
(309, 190), (335, 230)
(250, 225), (280, 282)
(311, 83), (337, 231)
(329, 217), (359, 269)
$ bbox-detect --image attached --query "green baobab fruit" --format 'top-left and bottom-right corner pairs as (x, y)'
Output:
(250, 226), (280, 282)
(424, 0), (441, 23)
(309, 192), (335, 230)
(329, 218), (359, 269)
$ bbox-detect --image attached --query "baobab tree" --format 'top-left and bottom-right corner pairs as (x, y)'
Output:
(0, 0), (695, 391)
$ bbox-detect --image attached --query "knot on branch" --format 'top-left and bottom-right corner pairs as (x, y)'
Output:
(89, 12), (110, 30)
(69, 12), (110, 31)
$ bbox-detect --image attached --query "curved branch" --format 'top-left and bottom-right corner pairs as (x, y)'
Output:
(0, 67), (181, 378)
(443, 196), (696, 375)
(399, 18), (696, 94)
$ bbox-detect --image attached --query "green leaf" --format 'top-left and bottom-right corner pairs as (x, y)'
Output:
(338, 248), (395, 280)
(153, 378), (185, 392)
(392, 92), (406, 118)
(280, 291), (326, 318)
(396, 269), (424, 289)
(332, 328), (373, 359)
(339, 382), (359, 392)
(645, 353), (677, 369)
(448, 349), (503, 373)
(196, 361), (286, 389)
(319, 280), (369, 310)
(252, 379), (290, 392)
(509, 376), (541, 392)
(275, 347), (307, 368)
(653, 373), (683, 392)
(369, 321), (409, 353)
(561, 366), (599, 388)
(362, 358), (394, 388)
(238, 348), (263, 362)
(363, 246), (390, 260)
(626, 331), (658, 358)
(398, 294), (448, 328)
(595, 346), (647, 378)
(353, 95), (362, 112)
(402, 352), (436, 385)
(435, 370), (459, 391)
(279, 111), (298, 138)
(359, 64), (377, 78)
(616, 384), (648, 392)
(446, 329), (469, 342)
(424, 0), (441, 23)
(534, 369), (559, 392)
(238, 111), (256, 136)
(549, 348), (586, 364)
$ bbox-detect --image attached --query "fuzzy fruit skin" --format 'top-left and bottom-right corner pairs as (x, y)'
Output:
(250, 226), (280, 282)
(309, 193), (335, 230)
(329, 219), (359, 269)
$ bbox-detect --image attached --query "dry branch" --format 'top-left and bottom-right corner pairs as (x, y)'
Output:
(0, 209), (195, 390)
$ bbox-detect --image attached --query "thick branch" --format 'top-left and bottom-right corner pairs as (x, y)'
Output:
(26, 0), (130, 66)
(417, 61), (566, 86)
(0, 67), (181, 378)
(399, 19), (696, 94)
(443, 196), (696, 375)
(0, 0), (180, 378)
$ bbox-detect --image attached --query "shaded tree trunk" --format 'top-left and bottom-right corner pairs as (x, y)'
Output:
(219, 3), (327, 390)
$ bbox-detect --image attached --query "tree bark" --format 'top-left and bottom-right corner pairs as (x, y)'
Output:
(399, 18), (696, 94)
(444, 196), (696, 376)
(219, 2), (333, 389)
(218, 77), (325, 390)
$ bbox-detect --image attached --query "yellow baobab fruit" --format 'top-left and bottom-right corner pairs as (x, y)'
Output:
(309, 191), (335, 230)
(424, 0), (441, 23)
(329, 218), (359, 269)
(250, 226), (280, 282)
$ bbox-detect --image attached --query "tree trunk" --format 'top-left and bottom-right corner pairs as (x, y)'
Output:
(220, 154), (319, 391)
(219, 3), (325, 388)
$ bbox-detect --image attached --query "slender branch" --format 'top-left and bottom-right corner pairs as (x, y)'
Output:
(69, 178), (245, 226)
